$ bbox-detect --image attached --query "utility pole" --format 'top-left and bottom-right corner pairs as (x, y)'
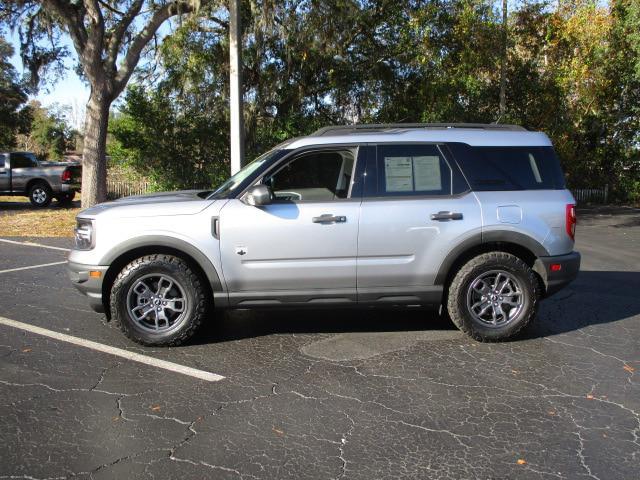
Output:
(229, 0), (244, 175)
(499, 0), (507, 118)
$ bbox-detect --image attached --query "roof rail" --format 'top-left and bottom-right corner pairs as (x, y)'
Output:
(310, 123), (527, 136)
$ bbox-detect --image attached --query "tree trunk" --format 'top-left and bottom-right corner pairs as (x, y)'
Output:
(81, 94), (110, 207)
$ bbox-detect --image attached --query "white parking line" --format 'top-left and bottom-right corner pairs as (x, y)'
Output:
(0, 238), (71, 252)
(0, 316), (225, 382)
(0, 261), (68, 274)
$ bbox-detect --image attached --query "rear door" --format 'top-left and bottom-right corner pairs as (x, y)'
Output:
(357, 143), (482, 304)
(218, 146), (364, 306)
(10, 152), (39, 192)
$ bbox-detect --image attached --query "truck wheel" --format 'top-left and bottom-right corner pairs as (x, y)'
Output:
(56, 191), (75, 205)
(110, 254), (209, 346)
(28, 182), (52, 207)
(447, 252), (539, 342)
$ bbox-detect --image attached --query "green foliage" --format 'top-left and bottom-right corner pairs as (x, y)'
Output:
(17, 101), (74, 160)
(0, 36), (30, 149)
(109, 0), (638, 198)
(108, 86), (229, 191)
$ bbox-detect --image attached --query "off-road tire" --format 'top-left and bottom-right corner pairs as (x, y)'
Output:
(447, 252), (539, 342)
(110, 254), (208, 346)
(28, 182), (52, 207)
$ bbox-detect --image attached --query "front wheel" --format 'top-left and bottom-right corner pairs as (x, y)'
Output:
(447, 252), (540, 341)
(110, 254), (209, 346)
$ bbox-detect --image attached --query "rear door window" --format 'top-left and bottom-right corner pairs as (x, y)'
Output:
(10, 153), (38, 168)
(452, 145), (565, 190)
(373, 144), (455, 197)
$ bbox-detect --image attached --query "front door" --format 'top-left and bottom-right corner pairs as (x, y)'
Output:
(0, 154), (9, 191)
(219, 147), (363, 306)
(357, 143), (482, 304)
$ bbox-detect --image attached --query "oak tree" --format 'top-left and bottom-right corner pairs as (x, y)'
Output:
(2, 0), (217, 206)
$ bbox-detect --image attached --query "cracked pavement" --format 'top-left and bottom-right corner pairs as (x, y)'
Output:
(0, 206), (639, 479)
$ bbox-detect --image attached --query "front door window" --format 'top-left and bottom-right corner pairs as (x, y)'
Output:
(265, 150), (355, 202)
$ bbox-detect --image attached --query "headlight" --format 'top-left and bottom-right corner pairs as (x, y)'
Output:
(74, 218), (95, 250)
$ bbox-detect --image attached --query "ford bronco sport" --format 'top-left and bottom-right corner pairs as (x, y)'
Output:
(68, 124), (580, 346)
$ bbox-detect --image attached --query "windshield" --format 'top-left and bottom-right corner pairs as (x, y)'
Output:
(208, 149), (281, 199)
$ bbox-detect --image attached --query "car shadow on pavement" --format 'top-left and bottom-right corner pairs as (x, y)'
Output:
(197, 307), (457, 345)
(522, 270), (640, 340)
(193, 270), (640, 345)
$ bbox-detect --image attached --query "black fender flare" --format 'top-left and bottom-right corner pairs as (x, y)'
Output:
(100, 235), (223, 292)
(434, 231), (549, 285)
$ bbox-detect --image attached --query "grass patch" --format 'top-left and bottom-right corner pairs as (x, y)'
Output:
(1, 208), (79, 237)
(2, 196), (29, 202)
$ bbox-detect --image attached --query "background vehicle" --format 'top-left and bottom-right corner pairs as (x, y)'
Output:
(68, 123), (580, 346)
(0, 151), (81, 207)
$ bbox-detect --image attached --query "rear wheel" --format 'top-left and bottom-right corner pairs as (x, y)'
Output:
(110, 254), (209, 346)
(447, 252), (539, 341)
(56, 191), (75, 205)
(28, 182), (52, 207)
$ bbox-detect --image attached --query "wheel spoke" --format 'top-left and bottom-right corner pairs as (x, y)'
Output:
(127, 273), (188, 333)
(466, 269), (525, 327)
(132, 304), (154, 321)
(164, 298), (185, 313)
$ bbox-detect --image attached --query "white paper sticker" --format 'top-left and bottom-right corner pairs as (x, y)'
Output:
(384, 157), (413, 192)
(413, 156), (441, 191)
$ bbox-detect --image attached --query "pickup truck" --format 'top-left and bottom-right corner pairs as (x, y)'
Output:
(0, 151), (81, 207)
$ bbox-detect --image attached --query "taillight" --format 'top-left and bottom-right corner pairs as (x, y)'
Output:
(566, 204), (576, 240)
(61, 169), (72, 182)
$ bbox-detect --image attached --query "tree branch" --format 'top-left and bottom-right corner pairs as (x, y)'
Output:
(113, 1), (196, 94)
(41, 0), (88, 57)
(83, 0), (106, 57)
(105, 0), (145, 71)
(97, 0), (125, 15)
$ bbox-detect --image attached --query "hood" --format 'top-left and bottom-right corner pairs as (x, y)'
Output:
(79, 190), (215, 218)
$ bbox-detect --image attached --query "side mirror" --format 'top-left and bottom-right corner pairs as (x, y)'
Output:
(245, 184), (273, 206)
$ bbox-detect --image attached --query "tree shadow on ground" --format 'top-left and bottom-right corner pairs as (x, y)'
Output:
(0, 199), (80, 213)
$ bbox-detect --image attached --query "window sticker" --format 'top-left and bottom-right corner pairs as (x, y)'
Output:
(413, 156), (442, 191)
(384, 157), (413, 192)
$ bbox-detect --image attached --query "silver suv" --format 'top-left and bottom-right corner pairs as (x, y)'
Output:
(68, 124), (580, 346)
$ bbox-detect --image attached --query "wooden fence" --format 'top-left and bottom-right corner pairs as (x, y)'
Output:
(572, 185), (608, 204)
(106, 178), (152, 199)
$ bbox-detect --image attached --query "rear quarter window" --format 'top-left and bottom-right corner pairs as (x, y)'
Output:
(450, 144), (566, 191)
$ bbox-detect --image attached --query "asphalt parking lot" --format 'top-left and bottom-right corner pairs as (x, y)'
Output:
(1, 207), (638, 479)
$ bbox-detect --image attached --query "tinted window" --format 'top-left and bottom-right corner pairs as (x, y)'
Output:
(0, 154), (5, 168)
(375, 144), (452, 196)
(265, 150), (355, 202)
(454, 145), (565, 191)
(11, 153), (37, 168)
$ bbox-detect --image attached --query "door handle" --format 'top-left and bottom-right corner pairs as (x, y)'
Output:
(430, 211), (463, 221)
(312, 214), (347, 224)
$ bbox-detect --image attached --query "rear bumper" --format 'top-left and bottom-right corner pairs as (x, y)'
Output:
(60, 183), (81, 193)
(533, 251), (581, 297)
(67, 261), (108, 313)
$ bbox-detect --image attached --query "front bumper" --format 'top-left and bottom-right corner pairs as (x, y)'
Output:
(533, 251), (581, 297)
(67, 261), (109, 313)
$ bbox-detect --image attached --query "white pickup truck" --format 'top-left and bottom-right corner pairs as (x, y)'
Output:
(0, 151), (81, 207)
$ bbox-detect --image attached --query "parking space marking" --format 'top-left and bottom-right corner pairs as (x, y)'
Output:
(0, 238), (71, 252)
(0, 261), (68, 274)
(0, 316), (225, 382)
